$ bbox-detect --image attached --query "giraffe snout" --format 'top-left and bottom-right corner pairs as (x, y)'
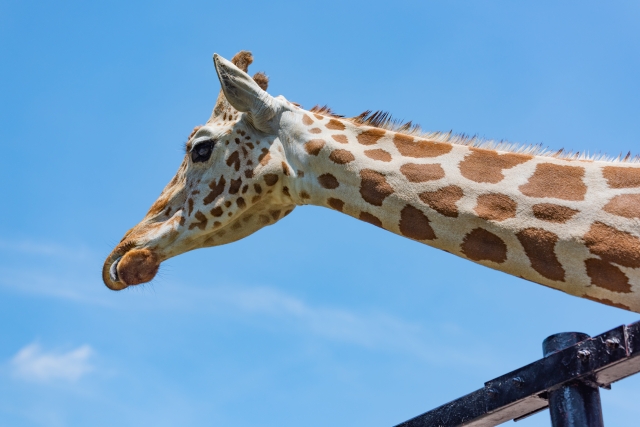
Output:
(103, 248), (160, 290)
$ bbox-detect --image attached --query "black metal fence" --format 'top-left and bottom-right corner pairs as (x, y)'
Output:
(393, 320), (640, 427)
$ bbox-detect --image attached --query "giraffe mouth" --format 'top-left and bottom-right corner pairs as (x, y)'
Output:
(103, 248), (160, 291)
(109, 257), (121, 283)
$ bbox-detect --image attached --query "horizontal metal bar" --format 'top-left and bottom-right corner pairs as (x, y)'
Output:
(394, 320), (640, 427)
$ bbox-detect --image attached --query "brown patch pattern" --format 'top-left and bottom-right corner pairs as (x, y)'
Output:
(304, 140), (324, 156)
(393, 134), (453, 158)
(461, 228), (507, 263)
(329, 149), (355, 164)
(302, 115), (313, 126)
(357, 129), (386, 146)
(516, 228), (565, 281)
(399, 205), (436, 241)
(326, 119), (346, 130)
(318, 173), (340, 189)
(459, 148), (532, 184)
(364, 149), (392, 162)
(400, 163), (445, 183)
(604, 194), (640, 219)
(359, 169), (394, 206)
(226, 151), (241, 171)
(583, 222), (640, 268)
(474, 194), (517, 222)
(188, 211), (208, 230)
(419, 185), (464, 218)
(603, 166), (640, 188)
(583, 295), (631, 311)
(519, 163), (587, 201)
(532, 203), (579, 223)
(228, 178), (242, 194)
(332, 134), (348, 144)
(203, 176), (226, 205)
(264, 174), (278, 186)
(327, 198), (344, 211)
(359, 212), (383, 227)
(259, 150), (271, 166)
(584, 258), (631, 293)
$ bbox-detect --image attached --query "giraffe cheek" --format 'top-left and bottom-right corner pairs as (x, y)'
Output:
(117, 248), (160, 286)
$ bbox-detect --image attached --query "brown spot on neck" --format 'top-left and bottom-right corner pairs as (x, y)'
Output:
(584, 258), (631, 293)
(400, 163), (445, 183)
(419, 185), (463, 218)
(305, 139), (325, 156)
(364, 149), (392, 162)
(583, 222), (640, 268)
(332, 134), (348, 144)
(326, 119), (346, 130)
(399, 205), (436, 241)
(459, 148), (532, 184)
(532, 203), (579, 223)
(258, 148), (271, 166)
(474, 193), (517, 222)
(357, 128), (386, 146)
(329, 149), (355, 164)
(264, 174), (279, 186)
(603, 166), (640, 188)
(393, 134), (453, 158)
(461, 228), (507, 263)
(582, 295), (631, 311)
(359, 170), (394, 206)
(327, 197), (344, 211)
(603, 194), (640, 219)
(188, 211), (208, 230)
(302, 115), (314, 125)
(359, 211), (383, 227)
(519, 163), (587, 201)
(318, 173), (339, 189)
(516, 228), (565, 281)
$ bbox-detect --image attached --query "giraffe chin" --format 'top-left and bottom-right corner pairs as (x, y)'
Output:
(103, 248), (160, 290)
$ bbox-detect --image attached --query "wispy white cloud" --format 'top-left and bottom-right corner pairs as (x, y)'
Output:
(0, 238), (93, 260)
(10, 343), (94, 382)
(0, 237), (493, 367)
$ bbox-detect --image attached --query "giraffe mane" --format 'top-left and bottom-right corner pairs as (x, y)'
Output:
(308, 105), (640, 163)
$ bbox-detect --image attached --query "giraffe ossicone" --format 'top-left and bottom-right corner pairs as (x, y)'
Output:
(103, 51), (640, 313)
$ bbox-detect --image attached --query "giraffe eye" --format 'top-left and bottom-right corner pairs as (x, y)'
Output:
(191, 140), (216, 163)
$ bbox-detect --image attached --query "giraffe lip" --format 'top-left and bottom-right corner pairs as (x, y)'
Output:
(109, 257), (121, 283)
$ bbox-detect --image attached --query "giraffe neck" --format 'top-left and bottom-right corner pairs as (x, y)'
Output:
(284, 112), (640, 312)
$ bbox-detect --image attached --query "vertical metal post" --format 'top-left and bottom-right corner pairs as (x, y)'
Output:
(542, 332), (605, 427)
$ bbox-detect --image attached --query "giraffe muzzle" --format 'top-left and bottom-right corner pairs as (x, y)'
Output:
(103, 248), (160, 290)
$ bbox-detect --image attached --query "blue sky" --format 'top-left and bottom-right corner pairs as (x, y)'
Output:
(1, 1), (640, 426)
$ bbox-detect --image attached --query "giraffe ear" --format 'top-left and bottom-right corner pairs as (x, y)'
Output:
(213, 53), (277, 130)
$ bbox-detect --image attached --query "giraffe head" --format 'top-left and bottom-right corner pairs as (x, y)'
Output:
(103, 51), (299, 290)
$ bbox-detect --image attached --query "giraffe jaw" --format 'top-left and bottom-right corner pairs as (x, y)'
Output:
(103, 248), (160, 291)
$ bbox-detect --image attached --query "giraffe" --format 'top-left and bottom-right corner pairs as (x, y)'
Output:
(102, 51), (640, 313)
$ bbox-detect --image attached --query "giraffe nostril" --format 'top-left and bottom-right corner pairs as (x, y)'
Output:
(109, 257), (121, 282)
